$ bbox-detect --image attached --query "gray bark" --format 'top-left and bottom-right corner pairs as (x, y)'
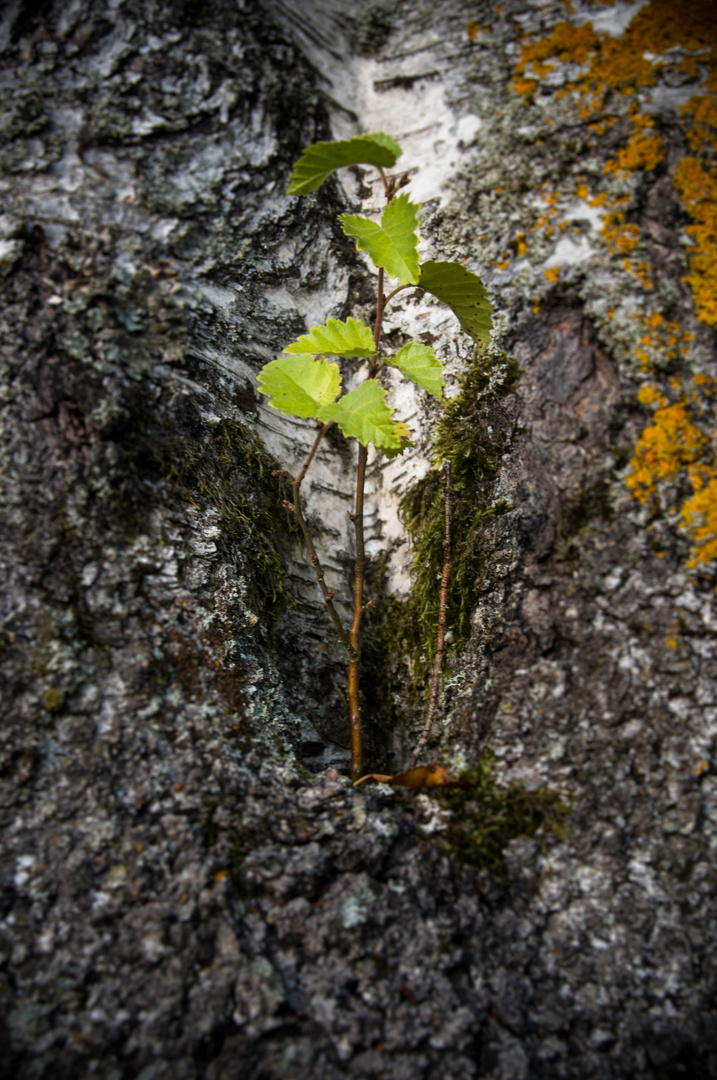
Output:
(1, 0), (716, 1077)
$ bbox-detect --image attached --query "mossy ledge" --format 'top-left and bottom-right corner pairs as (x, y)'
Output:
(133, 402), (299, 623)
(380, 347), (521, 700)
(357, 348), (520, 771)
(428, 754), (569, 884)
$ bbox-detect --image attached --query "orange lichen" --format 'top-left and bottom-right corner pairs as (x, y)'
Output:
(673, 155), (717, 327)
(515, 21), (598, 81)
(601, 209), (640, 253)
(588, 116), (619, 135)
(604, 117), (665, 176)
(544, 266), (560, 283)
(513, 0), (717, 327)
(511, 76), (538, 98)
(682, 466), (717, 565)
(637, 385), (666, 408)
(508, 0), (717, 563)
(626, 397), (707, 503)
(629, 261), (654, 290)
(627, 376), (717, 564)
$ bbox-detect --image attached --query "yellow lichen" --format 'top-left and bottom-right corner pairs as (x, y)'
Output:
(682, 466), (717, 565)
(513, 0), (717, 327)
(627, 376), (717, 564)
(600, 209), (640, 253)
(508, 0), (717, 565)
(604, 118), (665, 176)
(673, 155), (717, 327)
(626, 396), (707, 504)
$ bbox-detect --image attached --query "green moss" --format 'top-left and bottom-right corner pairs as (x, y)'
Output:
(352, 0), (401, 56)
(396, 348), (520, 679)
(41, 688), (65, 713)
(559, 480), (614, 545)
(427, 753), (569, 883)
(161, 415), (299, 621)
(360, 556), (412, 743)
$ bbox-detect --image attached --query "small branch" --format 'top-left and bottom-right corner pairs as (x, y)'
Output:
(291, 484), (351, 653)
(295, 421), (332, 490)
(276, 421), (349, 652)
(412, 461), (452, 766)
(346, 187), (392, 780)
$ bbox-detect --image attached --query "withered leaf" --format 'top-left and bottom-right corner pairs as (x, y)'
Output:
(354, 763), (471, 789)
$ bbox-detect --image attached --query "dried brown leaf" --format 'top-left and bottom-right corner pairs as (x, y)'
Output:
(354, 763), (470, 788)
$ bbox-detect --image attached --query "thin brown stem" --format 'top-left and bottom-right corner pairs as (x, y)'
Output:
(290, 486), (351, 653)
(347, 264), (387, 780)
(372, 267), (385, 360)
(411, 460), (452, 766)
(295, 421), (332, 489)
(279, 422), (350, 652)
(347, 443), (368, 781)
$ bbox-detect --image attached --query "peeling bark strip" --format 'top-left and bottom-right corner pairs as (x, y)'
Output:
(1, 1), (717, 1078)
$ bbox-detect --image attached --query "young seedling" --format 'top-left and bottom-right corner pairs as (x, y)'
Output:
(257, 132), (492, 781)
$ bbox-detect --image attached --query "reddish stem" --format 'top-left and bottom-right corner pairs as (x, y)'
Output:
(347, 264), (386, 780)
(412, 460), (452, 765)
(282, 423), (350, 652)
(347, 442), (368, 780)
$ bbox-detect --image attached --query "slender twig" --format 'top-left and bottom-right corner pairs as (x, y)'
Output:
(278, 422), (350, 652)
(289, 487), (351, 652)
(347, 442), (368, 781)
(411, 460), (452, 766)
(295, 421), (332, 488)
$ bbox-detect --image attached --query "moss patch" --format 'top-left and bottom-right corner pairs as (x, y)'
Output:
(559, 479), (614, 549)
(352, 0), (401, 56)
(159, 410), (299, 621)
(359, 556), (410, 762)
(396, 347), (520, 680)
(426, 753), (569, 883)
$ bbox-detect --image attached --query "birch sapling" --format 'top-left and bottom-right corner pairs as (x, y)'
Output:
(257, 133), (493, 780)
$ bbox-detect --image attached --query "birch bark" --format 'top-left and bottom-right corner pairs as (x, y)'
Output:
(1, 2), (716, 1077)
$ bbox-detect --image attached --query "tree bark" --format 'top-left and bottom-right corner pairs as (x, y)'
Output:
(1, 1), (716, 1077)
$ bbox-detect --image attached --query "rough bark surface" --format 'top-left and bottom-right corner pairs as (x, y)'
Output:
(1, 1), (716, 1078)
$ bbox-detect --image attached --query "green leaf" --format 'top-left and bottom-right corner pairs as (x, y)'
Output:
(418, 260), (493, 344)
(380, 432), (415, 459)
(339, 194), (420, 284)
(319, 380), (404, 449)
(283, 317), (376, 358)
(387, 341), (444, 400)
(257, 354), (341, 419)
(288, 133), (402, 196)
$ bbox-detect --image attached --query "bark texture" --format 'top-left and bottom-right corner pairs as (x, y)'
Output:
(1, 0), (716, 1077)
